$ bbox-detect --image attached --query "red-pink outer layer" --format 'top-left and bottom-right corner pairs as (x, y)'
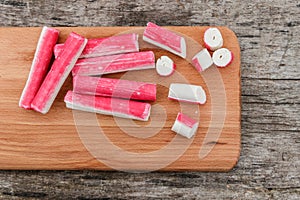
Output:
(73, 76), (156, 101)
(176, 112), (198, 128)
(19, 27), (59, 109)
(54, 33), (138, 58)
(72, 51), (155, 76)
(31, 32), (86, 113)
(143, 22), (182, 53)
(191, 57), (203, 72)
(64, 90), (151, 121)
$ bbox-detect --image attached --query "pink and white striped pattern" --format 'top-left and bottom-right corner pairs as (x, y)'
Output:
(19, 26), (59, 109)
(31, 32), (87, 114)
(54, 33), (139, 59)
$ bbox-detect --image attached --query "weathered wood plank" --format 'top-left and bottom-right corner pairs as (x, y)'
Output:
(0, 0), (299, 199)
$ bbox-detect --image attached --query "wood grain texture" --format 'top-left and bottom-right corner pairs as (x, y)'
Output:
(0, 0), (299, 199)
(0, 26), (240, 171)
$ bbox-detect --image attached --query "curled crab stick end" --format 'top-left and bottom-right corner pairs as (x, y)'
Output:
(204, 27), (223, 51)
(156, 56), (176, 77)
(212, 48), (233, 67)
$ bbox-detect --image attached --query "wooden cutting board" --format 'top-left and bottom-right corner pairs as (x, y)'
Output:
(0, 26), (240, 171)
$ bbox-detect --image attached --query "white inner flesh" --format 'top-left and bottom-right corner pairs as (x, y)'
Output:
(212, 48), (232, 67)
(204, 28), (223, 51)
(193, 49), (213, 71)
(65, 102), (151, 122)
(156, 56), (174, 76)
(143, 35), (186, 58)
(168, 83), (206, 104)
(171, 120), (199, 139)
(19, 26), (47, 108)
(41, 39), (88, 114)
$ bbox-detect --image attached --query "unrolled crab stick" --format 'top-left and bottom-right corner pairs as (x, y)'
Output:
(72, 51), (155, 76)
(64, 90), (151, 121)
(171, 112), (199, 139)
(191, 48), (213, 72)
(73, 76), (156, 101)
(19, 26), (59, 109)
(143, 22), (186, 58)
(31, 32), (87, 114)
(168, 83), (206, 104)
(54, 33), (139, 59)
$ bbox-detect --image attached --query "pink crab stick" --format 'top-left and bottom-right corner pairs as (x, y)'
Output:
(54, 33), (139, 59)
(143, 22), (186, 58)
(19, 26), (59, 109)
(64, 90), (151, 121)
(72, 51), (155, 76)
(191, 48), (213, 72)
(171, 112), (199, 139)
(73, 76), (156, 101)
(31, 32), (87, 114)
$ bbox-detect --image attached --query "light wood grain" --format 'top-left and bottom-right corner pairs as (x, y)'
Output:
(0, 26), (240, 171)
(0, 0), (299, 199)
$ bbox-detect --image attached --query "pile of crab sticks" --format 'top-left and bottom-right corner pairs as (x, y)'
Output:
(19, 22), (233, 139)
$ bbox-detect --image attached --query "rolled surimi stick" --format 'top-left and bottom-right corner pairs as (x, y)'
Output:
(143, 22), (186, 58)
(19, 26), (59, 109)
(72, 51), (155, 76)
(212, 48), (234, 67)
(168, 83), (206, 104)
(31, 32), (87, 114)
(191, 48), (213, 72)
(156, 56), (176, 77)
(64, 90), (151, 121)
(73, 76), (156, 101)
(204, 28), (223, 51)
(54, 33), (139, 59)
(171, 112), (199, 139)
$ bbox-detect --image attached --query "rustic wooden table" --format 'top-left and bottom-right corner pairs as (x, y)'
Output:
(0, 0), (299, 199)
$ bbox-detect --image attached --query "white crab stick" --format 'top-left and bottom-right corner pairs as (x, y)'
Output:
(19, 27), (59, 109)
(54, 33), (139, 59)
(64, 90), (151, 121)
(31, 32), (87, 114)
(156, 56), (176, 76)
(191, 48), (213, 72)
(171, 112), (199, 139)
(168, 83), (206, 104)
(72, 51), (155, 76)
(73, 76), (156, 101)
(204, 28), (223, 51)
(212, 48), (234, 67)
(143, 22), (186, 58)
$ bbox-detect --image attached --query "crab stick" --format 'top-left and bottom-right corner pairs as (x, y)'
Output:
(168, 83), (206, 104)
(73, 76), (156, 101)
(171, 112), (199, 139)
(156, 56), (176, 77)
(54, 33), (139, 59)
(31, 32), (87, 114)
(191, 48), (213, 72)
(143, 22), (186, 58)
(72, 51), (155, 76)
(19, 26), (59, 109)
(64, 90), (151, 121)
(204, 28), (223, 51)
(212, 48), (233, 67)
